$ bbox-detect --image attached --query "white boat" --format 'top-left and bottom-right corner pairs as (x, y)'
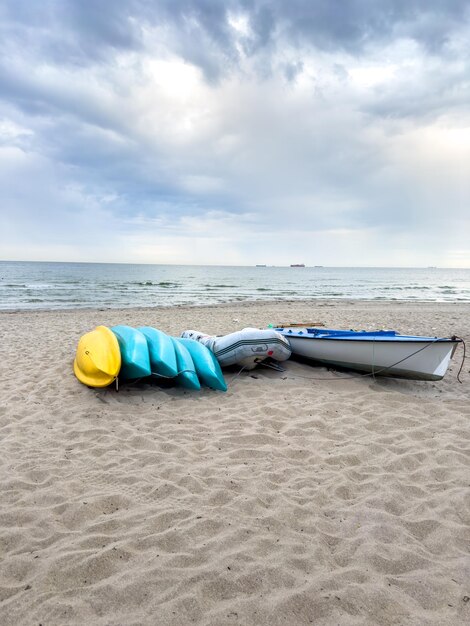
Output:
(181, 328), (292, 370)
(276, 327), (461, 381)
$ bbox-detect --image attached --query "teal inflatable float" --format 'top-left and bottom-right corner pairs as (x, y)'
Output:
(170, 337), (201, 390)
(108, 326), (226, 391)
(111, 326), (151, 380)
(177, 337), (227, 392)
(138, 326), (178, 378)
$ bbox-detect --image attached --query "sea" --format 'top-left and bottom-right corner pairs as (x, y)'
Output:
(1, 261), (470, 311)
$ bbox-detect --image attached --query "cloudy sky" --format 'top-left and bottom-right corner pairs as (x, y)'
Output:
(1, 0), (469, 267)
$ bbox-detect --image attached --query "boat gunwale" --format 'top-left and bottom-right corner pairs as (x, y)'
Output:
(281, 336), (460, 344)
(276, 330), (461, 345)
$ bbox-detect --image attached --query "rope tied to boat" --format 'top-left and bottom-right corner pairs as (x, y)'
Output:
(368, 336), (466, 382)
(253, 337), (465, 383)
(454, 336), (465, 384)
(368, 336), (441, 379)
(228, 365), (248, 383)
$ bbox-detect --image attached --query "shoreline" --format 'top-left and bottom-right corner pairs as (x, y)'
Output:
(2, 296), (470, 314)
(1, 300), (469, 625)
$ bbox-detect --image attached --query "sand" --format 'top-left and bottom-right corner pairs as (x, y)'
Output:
(1, 300), (469, 625)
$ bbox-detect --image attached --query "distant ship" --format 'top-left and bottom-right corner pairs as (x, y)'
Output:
(256, 264), (267, 267)
(290, 263), (305, 267)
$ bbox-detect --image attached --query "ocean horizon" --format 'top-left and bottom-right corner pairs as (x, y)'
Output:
(1, 260), (470, 310)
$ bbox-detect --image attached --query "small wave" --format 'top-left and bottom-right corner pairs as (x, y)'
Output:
(204, 284), (239, 288)
(158, 281), (179, 288)
(256, 287), (272, 291)
(131, 280), (179, 287)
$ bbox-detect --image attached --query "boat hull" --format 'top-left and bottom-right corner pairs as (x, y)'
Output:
(181, 328), (291, 369)
(177, 338), (227, 391)
(278, 329), (460, 381)
(138, 326), (178, 378)
(170, 337), (201, 390)
(74, 325), (121, 388)
(111, 325), (152, 380)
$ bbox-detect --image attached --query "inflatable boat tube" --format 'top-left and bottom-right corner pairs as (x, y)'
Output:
(138, 326), (178, 378)
(181, 328), (292, 370)
(176, 338), (227, 391)
(74, 325), (121, 388)
(111, 325), (151, 380)
(170, 337), (201, 390)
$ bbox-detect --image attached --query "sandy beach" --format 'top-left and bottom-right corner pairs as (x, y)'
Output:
(1, 300), (469, 626)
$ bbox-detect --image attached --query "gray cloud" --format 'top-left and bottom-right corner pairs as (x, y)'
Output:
(3, 1), (469, 72)
(1, 0), (469, 266)
(1, 0), (144, 66)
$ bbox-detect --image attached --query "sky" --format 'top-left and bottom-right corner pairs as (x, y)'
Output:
(0, 0), (469, 267)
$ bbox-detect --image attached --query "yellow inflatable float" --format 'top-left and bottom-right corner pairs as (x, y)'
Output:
(73, 325), (121, 387)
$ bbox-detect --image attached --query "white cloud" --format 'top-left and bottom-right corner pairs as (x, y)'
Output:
(0, 0), (469, 266)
